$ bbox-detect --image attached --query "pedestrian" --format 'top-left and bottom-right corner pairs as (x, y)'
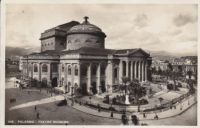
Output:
(34, 106), (37, 111)
(180, 106), (182, 110)
(131, 115), (139, 125)
(154, 114), (158, 120)
(97, 104), (101, 112)
(121, 113), (128, 125)
(36, 112), (40, 119)
(64, 99), (68, 106)
(143, 113), (146, 118)
(110, 111), (113, 118)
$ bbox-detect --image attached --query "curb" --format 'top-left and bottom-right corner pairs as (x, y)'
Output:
(69, 97), (197, 121)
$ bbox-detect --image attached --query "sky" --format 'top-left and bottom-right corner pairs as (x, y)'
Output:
(6, 4), (198, 56)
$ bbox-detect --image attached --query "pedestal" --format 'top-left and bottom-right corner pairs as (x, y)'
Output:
(125, 95), (130, 105)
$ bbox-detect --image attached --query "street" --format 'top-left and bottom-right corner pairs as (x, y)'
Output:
(5, 87), (197, 125)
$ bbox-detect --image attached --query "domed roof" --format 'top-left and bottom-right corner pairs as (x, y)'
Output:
(67, 16), (106, 37)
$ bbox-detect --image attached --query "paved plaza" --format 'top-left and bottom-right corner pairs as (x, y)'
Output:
(5, 77), (197, 125)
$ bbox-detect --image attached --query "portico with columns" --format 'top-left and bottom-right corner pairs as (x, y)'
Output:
(20, 16), (152, 96)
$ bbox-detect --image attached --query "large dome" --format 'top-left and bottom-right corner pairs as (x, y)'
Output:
(67, 16), (106, 37)
(66, 16), (106, 50)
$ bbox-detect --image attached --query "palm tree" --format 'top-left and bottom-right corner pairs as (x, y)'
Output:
(121, 76), (130, 94)
(128, 79), (146, 112)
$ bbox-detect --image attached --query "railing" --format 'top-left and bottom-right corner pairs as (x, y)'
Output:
(72, 90), (195, 115)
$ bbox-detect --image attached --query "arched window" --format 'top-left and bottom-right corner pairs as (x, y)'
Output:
(34, 64), (38, 72)
(42, 64), (48, 72)
(68, 65), (71, 75)
(75, 65), (78, 76)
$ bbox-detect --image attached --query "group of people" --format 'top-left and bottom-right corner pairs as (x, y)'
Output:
(121, 112), (139, 125)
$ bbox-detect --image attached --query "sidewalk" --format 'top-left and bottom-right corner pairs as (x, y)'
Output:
(9, 95), (65, 110)
(7, 76), (196, 122)
(69, 95), (196, 121)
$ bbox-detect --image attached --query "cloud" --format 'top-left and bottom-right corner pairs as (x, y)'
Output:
(173, 13), (196, 27)
(6, 4), (197, 56)
(134, 14), (148, 28)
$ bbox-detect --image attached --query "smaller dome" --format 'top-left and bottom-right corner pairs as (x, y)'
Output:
(67, 16), (106, 37)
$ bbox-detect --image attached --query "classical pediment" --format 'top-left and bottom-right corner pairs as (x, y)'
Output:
(128, 49), (150, 57)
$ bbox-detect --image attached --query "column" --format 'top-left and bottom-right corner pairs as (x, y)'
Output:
(97, 63), (101, 94)
(78, 63), (81, 89)
(134, 61), (137, 79)
(64, 63), (67, 92)
(47, 63), (51, 87)
(130, 61), (133, 81)
(50, 63), (52, 85)
(58, 63), (61, 86)
(143, 61), (145, 81)
(141, 61), (144, 82)
(138, 61), (141, 81)
(107, 60), (113, 93)
(119, 60), (123, 84)
(31, 63), (33, 79)
(126, 60), (129, 77)
(145, 61), (148, 81)
(87, 63), (91, 93)
(71, 64), (74, 95)
(39, 63), (42, 81)
(27, 63), (29, 78)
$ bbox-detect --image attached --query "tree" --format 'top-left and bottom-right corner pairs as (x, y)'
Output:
(167, 63), (173, 71)
(157, 67), (162, 75)
(151, 67), (156, 75)
(121, 76), (130, 94)
(128, 79), (146, 112)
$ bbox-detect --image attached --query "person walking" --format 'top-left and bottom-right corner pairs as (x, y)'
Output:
(131, 115), (139, 125)
(34, 106), (37, 111)
(121, 112), (128, 125)
(110, 111), (114, 118)
(154, 114), (159, 120)
(143, 113), (146, 118)
(36, 112), (40, 119)
(97, 104), (101, 112)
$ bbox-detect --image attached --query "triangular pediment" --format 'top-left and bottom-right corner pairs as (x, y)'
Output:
(128, 49), (150, 57)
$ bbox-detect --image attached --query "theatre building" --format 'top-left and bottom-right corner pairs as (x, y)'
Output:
(20, 17), (152, 95)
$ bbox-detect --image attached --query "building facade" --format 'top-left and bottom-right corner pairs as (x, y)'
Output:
(172, 57), (197, 80)
(151, 59), (169, 71)
(20, 17), (152, 95)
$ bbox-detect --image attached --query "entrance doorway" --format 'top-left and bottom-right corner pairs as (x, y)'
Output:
(101, 81), (106, 93)
(91, 82), (97, 94)
(41, 78), (47, 88)
(52, 77), (58, 87)
(81, 83), (87, 95)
